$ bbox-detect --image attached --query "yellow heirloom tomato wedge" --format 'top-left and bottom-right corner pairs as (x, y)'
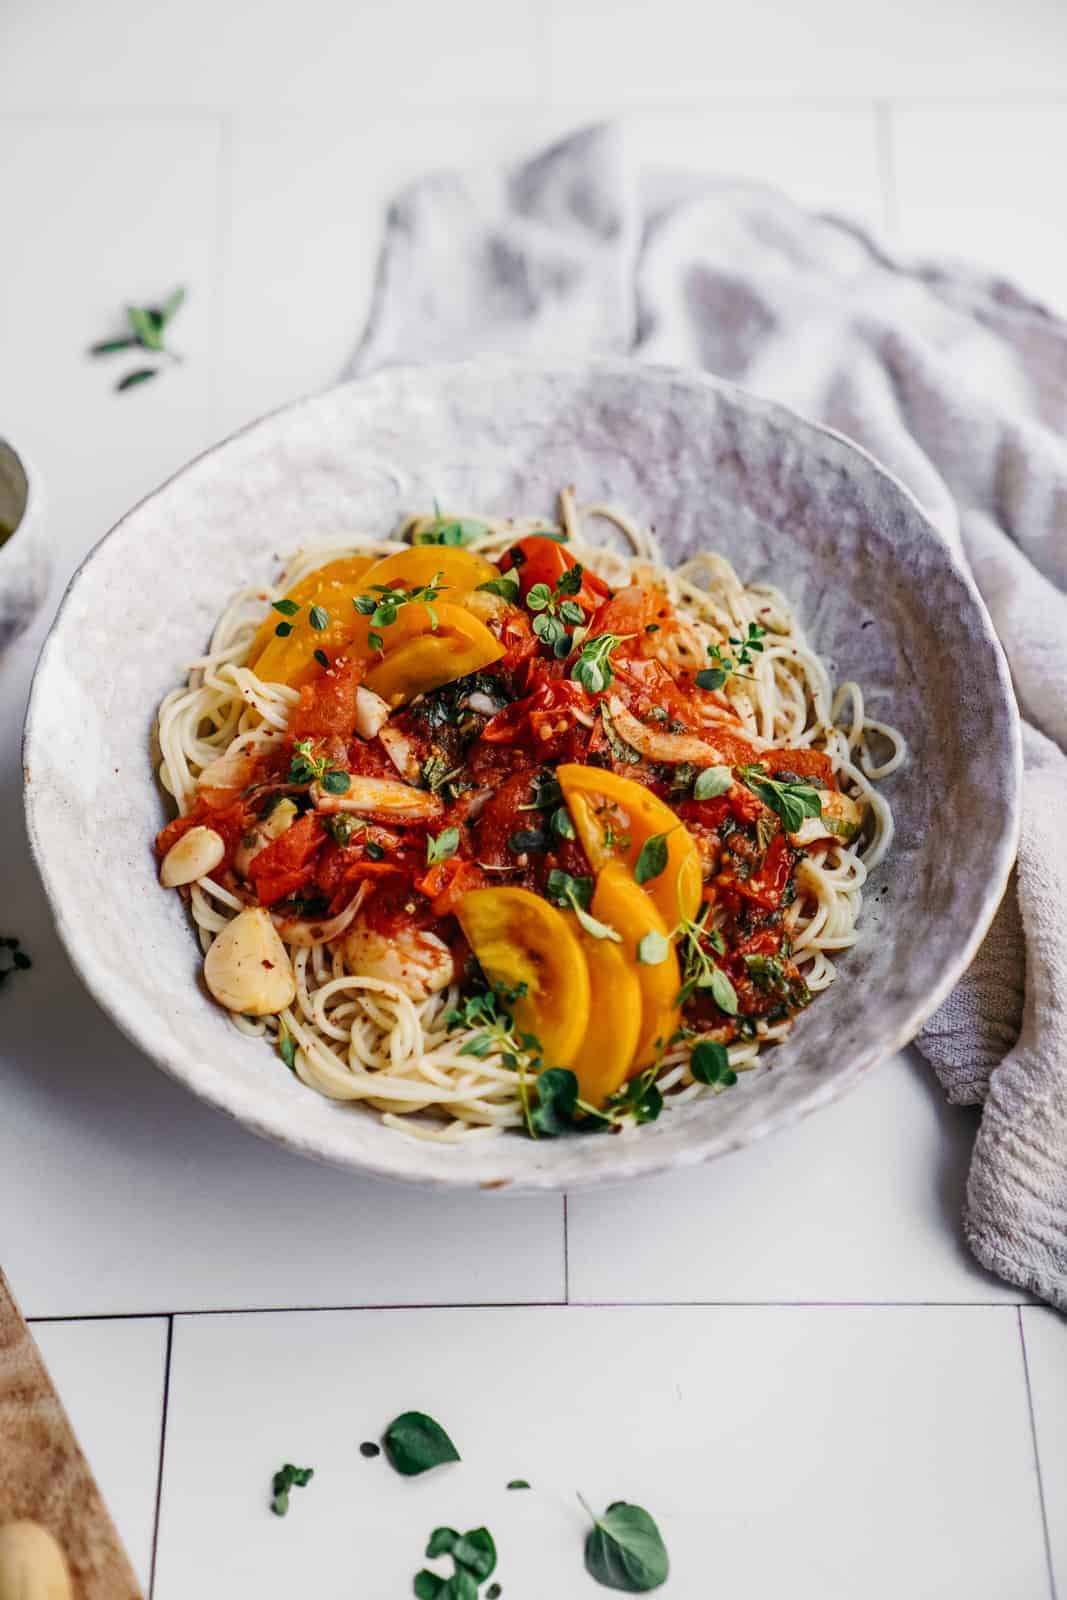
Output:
(363, 604), (504, 707)
(357, 545), (499, 595)
(456, 888), (591, 1068)
(249, 556), (379, 687)
(564, 917), (643, 1106)
(591, 861), (680, 1071)
(557, 764), (702, 926)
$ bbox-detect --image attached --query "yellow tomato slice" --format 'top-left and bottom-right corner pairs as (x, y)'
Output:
(358, 545), (499, 595)
(557, 764), (702, 926)
(249, 556), (379, 686)
(363, 604), (505, 707)
(565, 917), (643, 1106)
(456, 887), (591, 1067)
(591, 861), (680, 1071)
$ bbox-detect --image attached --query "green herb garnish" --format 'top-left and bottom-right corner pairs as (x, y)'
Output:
(353, 571), (447, 633)
(692, 765), (733, 800)
(689, 1038), (737, 1087)
(580, 1496), (669, 1592)
(308, 604), (329, 630)
(572, 633), (630, 695)
(412, 505), (488, 546)
(506, 1479), (530, 1490)
(633, 832), (669, 885)
(737, 763), (822, 833)
(90, 286), (186, 392)
(270, 1462), (313, 1517)
(695, 621), (766, 691)
(272, 598), (300, 617)
(526, 562), (586, 652)
(382, 1411), (460, 1477)
(287, 737), (348, 793)
(415, 1523), (497, 1598)
(276, 1025), (297, 1072)
(427, 826), (461, 866)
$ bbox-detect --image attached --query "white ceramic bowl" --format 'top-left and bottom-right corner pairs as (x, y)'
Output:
(24, 361), (1020, 1191)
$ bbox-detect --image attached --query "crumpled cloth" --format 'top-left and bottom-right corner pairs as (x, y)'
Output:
(345, 124), (1067, 1310)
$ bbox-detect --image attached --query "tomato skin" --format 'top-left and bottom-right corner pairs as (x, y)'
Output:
(473, 770), (541, 864)
(719, 830), (794, 911)
(416, 857), (486, 917)
(587, 583), (660, 639)
(498, 536), (610, 615)
(247, 812), (326, 906)
(481, 680), (591, 750)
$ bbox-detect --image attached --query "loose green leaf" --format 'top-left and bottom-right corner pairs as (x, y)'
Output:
(274, 619), (294, 637)
(477, 575), (520, 602)
(308, 604), (329, 630)
(366, 840), (386, 862)
(272, 597), (300, 616)
(158, 285), (187, 325)
(507, 1479), (531, 1490)
(427, 826), (461, 866)
(127, 304), (163, 350)
(313, 648), (329, 669)
(706, 963), (739, 1015)
(276, 1027), (297, 1072)
(694, 666), (727, 691)
(737, 763), (822, 833)
(551, 805), (576, 841)
(368, 629), (384, 653)
(689, 1039), (732, 1085)
(426, 1529), (459, 1559)
(115, 367), (158, 391)
(89, 337), (138, 356)
(582, 1498), (669, 1592)
(321, 769), (351, 795)
(545, 868), (593, 911)
(383, 1412), (460, 1476)
(530, 1068), (581, 1137)
(452, 1528), (496, 1581)
(414, 1572), (444, 1600)
(637, 930), (669, 966)
(507, 828), (547, 856)
(526, 582), (553, 612)
(567, 892), (621, 944)
(633, 832), (669, 885)
(270, 1463), (313, 1517)
(692, 765), (733, 800)
(572, 633), (629, 695)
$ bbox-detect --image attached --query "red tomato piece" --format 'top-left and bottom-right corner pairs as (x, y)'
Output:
(247, 812), (326, 906)
(288, 659), (366, 742)
(498, 536), (610, 615)
(765, 747), (837, 788)
(587, 583), (661, 639)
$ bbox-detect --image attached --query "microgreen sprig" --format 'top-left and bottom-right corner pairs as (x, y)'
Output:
(572, 633), (633, 695)
(695, 621), (767, 690)
(288, 737), (349, 793)
(89, 286), (186, 393)
(526, 563), (586, 656)
(353, 572), (447, 651)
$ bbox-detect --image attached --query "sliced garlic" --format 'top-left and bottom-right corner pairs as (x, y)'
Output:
(0, 1522), (72, 1600)
(204, 908), (296, 1015)
(160, 825), (226, 888)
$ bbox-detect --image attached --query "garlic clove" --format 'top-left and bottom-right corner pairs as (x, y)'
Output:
(160, 826), (226, 888)
(0, 1522), (73, 1600)
(203, 908), (296, 1016)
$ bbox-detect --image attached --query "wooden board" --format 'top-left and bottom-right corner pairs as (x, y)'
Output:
(0, 1270), (142, 1598)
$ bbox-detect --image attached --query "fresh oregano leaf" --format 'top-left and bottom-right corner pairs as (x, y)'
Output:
(637, 930), (669, 966)
(382, 1411), (460, 1476)
(633, 832), (669, 885)
(582, 1498), (669, 1592)
(689, 1039), (730, 1084)
(693, 765), (733, 800)
(115, 367), (158, 391)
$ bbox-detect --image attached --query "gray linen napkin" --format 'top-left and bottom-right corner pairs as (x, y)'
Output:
(346, 125), (1067, 1310)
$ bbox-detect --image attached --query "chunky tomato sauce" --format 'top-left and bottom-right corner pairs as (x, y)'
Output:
(158, 538), (839, 1040)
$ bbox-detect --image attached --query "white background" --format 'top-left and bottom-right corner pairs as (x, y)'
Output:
(2, 0), (1066, 1594)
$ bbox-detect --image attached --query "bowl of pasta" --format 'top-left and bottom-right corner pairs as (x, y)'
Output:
(24, 360), (1020, 1189)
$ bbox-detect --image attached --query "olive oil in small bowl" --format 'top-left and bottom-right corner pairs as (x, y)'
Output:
(0, 439), (49, 651)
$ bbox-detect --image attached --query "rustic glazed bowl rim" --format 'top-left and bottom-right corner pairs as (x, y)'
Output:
(23, 359), (1022, 1190)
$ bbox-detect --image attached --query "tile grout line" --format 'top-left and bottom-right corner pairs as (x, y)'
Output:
(29, 1298), (1029, 1322)
(1017, 1309), (1058, 1600)
(147, 1315), (175, 1600)
(874, 97), (900, 237)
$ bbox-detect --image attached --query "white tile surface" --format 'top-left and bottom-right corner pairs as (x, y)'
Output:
(154, 1304), (1046, 1598)
(30, 1317), (168, 1590)
(567, 1048), (1021, 1304)
(2, 0), (542, 111)
(545, 0), (1067, 101)
(891, 103), (1067, 318)
(0, 976), (563, 1315)
(1021, 1308), (1067, 1596)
